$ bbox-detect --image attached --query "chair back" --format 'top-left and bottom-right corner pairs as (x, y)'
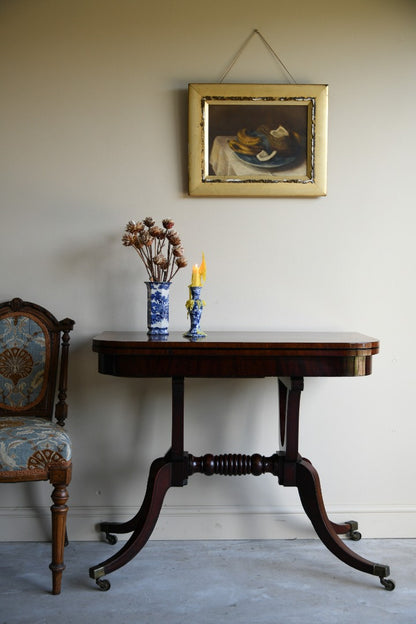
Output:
(0, 298), (74, 425)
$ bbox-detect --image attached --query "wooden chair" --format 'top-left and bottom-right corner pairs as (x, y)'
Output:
(0, 297), (74, 594)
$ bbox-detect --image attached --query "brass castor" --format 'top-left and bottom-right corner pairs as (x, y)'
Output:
(380, 577), (395, 591)
(96, 577), (111, 591)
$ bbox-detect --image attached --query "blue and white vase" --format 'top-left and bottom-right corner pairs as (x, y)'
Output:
(184, 286), (206, 339)
(145, 281), (171, 336)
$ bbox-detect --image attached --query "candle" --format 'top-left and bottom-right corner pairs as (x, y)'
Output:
(199, 252), (206, 284)
(191, 264), (201, 286)
(190, 254), (206, 287)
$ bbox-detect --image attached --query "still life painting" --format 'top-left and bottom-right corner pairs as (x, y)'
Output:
(188, 83), (328, 197)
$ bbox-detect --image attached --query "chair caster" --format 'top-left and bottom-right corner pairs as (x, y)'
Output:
(105, 532), (118, 545)
(380, 577), (395, 591)
(96, 577), (111, 591)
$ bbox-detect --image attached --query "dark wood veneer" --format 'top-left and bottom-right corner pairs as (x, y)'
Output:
(93, 331), (378, 378)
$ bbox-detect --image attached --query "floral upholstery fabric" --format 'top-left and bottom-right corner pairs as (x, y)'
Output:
(0, 417), (71, 479)
(0, 316), (47, 410)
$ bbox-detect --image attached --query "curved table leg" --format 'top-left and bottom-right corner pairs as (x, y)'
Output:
(296, 457), (395, 590)
(89, 460), (172, 590)
(300, 458), (361, 541)
(98, 457), (167, 544)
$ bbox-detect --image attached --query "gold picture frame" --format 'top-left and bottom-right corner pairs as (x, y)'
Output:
(188, 83), (328, 197)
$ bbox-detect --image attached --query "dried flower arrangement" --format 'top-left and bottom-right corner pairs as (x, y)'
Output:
(122, 217), (187, 282)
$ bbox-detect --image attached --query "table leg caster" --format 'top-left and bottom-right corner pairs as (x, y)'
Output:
(97, 521), (119, 544)
(104, 532), (118, 545)
(90, 565), (111, 591)
(380, 577), (395, 591)
(346, 520), (362, 541)
(374, 564), (395, 591)
(96, 577), (111, 591)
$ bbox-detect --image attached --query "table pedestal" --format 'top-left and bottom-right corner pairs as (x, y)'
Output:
(89, 376), (394, 592)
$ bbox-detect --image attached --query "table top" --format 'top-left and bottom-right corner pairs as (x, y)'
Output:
(93, 332), (379, 378)
(93, 331), (378, 351)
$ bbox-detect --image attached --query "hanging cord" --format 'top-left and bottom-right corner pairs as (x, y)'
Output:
(219, 29), (297, 84)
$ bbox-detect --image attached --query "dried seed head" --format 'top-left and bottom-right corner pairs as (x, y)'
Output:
(122, 233), (135, 246)
(162, 218), (175, 230)
(167, 232), (181, 246)
(153, 254), (169, 269)
(149, 226), (165, 239)
(125, 220), (144, 233)
(143, 217), (155, 227)
(172, 245), (185, 257)
(139, 231), (154, 247)
(125, 220), (136, 233)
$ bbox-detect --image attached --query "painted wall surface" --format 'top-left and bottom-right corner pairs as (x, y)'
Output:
(0, 0), (415, 540)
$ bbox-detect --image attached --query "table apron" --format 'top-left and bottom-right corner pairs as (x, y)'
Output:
(98, 353), (373, 378)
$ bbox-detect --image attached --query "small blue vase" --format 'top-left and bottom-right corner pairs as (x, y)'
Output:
(145, 281), (170, 336)
(184, 286), (206, 339)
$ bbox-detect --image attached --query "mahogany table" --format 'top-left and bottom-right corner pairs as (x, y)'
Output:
(89, 331), (395, 591)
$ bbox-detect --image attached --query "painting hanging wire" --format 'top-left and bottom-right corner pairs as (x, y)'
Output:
(218, 29), (297, 84)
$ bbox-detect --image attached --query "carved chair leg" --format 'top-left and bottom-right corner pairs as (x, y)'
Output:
(49, 465), (71, 595)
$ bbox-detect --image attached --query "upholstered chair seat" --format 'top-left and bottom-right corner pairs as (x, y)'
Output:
(0, 417), (71, 479)
(0, 298), (74, 594)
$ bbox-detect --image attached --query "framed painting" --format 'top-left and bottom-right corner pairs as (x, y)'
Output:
(188, 83), (328, 197)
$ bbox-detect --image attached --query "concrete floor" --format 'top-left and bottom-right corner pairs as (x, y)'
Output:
(0, 539), (415, 624)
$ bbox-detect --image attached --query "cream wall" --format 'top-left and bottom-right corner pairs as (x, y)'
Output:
(1, 0), (415, 541)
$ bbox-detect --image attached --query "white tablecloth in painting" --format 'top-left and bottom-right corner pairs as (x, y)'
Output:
(209, 135), (307, 178)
